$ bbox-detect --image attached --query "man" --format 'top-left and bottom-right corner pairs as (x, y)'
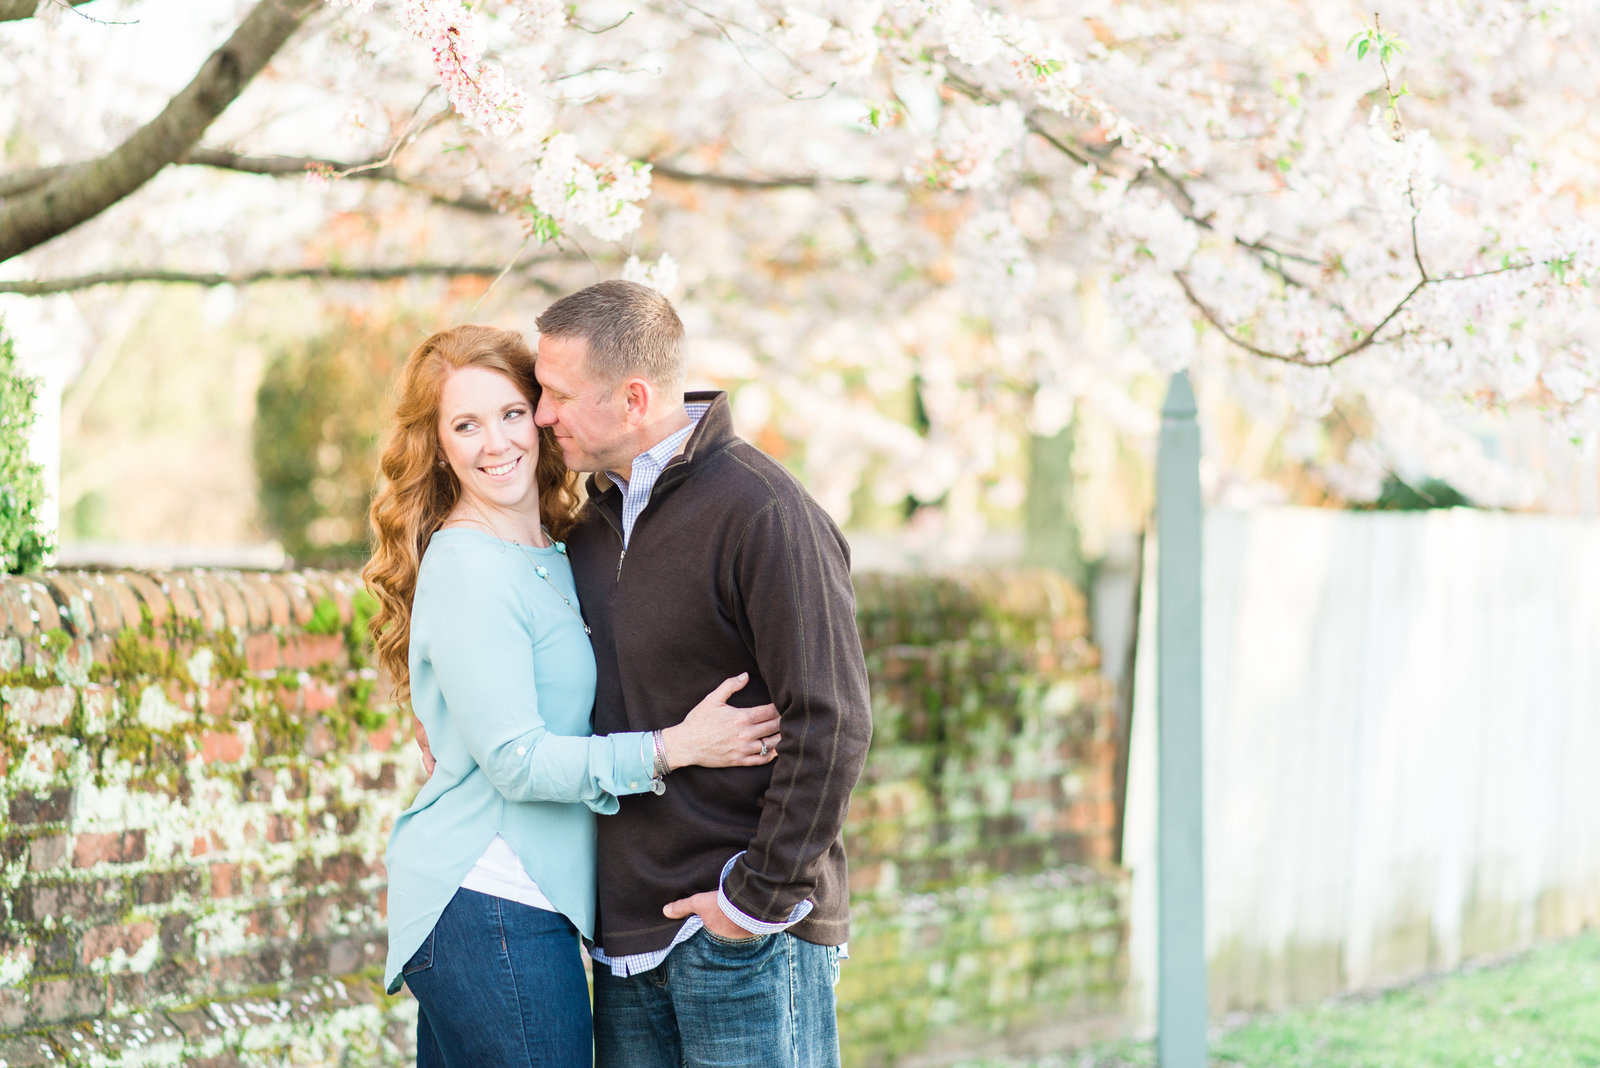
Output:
(532, 279), (872, 1068)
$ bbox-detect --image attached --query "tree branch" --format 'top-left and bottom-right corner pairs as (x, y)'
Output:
(0, 261), (575, 296)
(649, 161), (873, 190)
(952, 63), (1331, 290)
(0, 0), (95, 22)
(944, 69), (1119, 178)
(1406, 180), (1429, 278)
(1, 147), (501, 215)
(675, 0), (836, 102)
(185, 146), (374, 178)
(0, 163), (72, 199)
(184, 147), (499, 213)
(1173, 268), (1424, 367)
(0, 0), (321, 263)
(1173, 254), (1547, 368)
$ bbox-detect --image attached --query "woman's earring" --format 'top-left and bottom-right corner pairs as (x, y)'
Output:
(436, 459), (448, 469)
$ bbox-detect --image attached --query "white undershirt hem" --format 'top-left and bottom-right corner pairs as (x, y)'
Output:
(460, 834), (557, 912)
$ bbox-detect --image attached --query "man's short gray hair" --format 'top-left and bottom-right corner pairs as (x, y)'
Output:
(535, 280), (685, 391)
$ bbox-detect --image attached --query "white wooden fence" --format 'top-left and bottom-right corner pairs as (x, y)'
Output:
(1123, 507), (1600, 1027)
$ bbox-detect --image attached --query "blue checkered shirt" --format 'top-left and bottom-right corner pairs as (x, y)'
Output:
(609, 402), (708, 549)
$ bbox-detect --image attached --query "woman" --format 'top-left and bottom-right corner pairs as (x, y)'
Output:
(363, 324), (780, 1067)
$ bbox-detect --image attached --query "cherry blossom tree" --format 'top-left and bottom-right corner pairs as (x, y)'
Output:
(4, 0), (1597, 550)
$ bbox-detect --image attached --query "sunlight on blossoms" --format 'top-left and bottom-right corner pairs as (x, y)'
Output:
(509, 0), (567, 40)
(771, 8), (831, 54)
(17, 0), (1600, 554)
(910, 101), (1026, 191)
(522, 134), (650, 243)
(917, 0), (1007, 66)
(621, 254), (681, 297)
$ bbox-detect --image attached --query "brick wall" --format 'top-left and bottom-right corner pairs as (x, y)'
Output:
(0, 568), (1127, 1067)
(842, 573), (1127, 1065)
(0, 570), (414, 1067)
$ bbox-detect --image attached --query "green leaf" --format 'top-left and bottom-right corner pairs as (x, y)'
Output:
(533, 214), (561, 243)
(1357, 38), (1369, 60)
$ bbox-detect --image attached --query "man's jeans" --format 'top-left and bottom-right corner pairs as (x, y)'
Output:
(593, 929), (842, 1068)
(403, 887), (592, 1068)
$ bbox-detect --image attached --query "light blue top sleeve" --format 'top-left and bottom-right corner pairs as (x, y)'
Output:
(410, 531), (657, 812)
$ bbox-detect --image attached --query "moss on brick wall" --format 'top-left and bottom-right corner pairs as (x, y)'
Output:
(845, 572), (1127, 1066)
(0, 570), (414, 1067)
(0, 568), (1127, 1068)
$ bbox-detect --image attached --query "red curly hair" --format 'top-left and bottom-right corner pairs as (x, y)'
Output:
(362, 324), (581, 695)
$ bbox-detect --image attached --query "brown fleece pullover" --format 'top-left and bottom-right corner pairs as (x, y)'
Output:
(567, 391), (873, 957)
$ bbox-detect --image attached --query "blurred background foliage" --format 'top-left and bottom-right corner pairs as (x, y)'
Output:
(0, 321), (51, 573)
(38, 278), (1479, 574)
(252, 308), (430, 567)
(49, 282), (488, 565)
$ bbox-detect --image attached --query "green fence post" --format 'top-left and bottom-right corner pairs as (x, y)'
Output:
(1157, 370), (1207, 1066)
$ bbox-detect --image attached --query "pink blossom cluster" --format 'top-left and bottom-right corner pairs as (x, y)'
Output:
(331, 0), (530, 137)
(401, 0), (526, 137)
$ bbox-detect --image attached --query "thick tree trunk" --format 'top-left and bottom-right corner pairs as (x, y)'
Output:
(0, 0), (319, 263)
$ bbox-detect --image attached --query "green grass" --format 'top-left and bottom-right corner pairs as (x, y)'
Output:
(959, 931), (1600, 1067)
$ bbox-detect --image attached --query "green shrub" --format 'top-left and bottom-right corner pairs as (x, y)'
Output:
(1363, 475), (1474, 511)
(252, 313), (429, 567)
(0, 322), (52, 573)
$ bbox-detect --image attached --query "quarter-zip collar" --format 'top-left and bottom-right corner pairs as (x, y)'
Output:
(583, 390), (735, 519)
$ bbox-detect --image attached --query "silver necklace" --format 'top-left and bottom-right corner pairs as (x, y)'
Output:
(458, 506), (590, 635)
(526, 543), (590, 635)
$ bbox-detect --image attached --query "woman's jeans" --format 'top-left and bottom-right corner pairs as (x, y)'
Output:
(592, 928), (842, 1068)
(402, 887), (591, 1068)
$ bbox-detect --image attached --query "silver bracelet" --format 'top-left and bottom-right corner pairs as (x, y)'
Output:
(652, 729), (671, 779)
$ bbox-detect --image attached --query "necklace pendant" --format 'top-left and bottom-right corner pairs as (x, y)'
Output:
(515, 537), (587, 634)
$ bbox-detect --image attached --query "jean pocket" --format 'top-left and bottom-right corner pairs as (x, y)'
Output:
(402, 929), (435, 976)
(702, 928), (770, 950)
